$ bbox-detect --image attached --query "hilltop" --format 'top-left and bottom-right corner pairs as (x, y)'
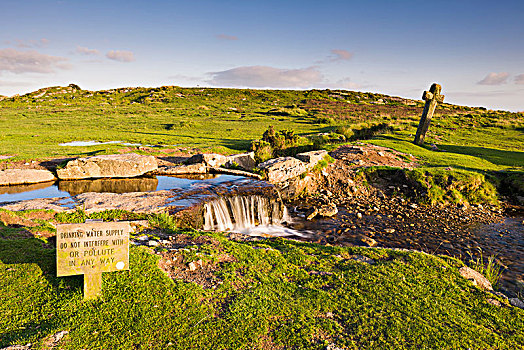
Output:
(0, 84), (522, 163)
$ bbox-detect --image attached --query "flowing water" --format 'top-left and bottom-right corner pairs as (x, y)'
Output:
(203, 195), (306, 237)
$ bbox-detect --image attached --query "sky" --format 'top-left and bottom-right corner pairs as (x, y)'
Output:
(1, 0), (524, 111)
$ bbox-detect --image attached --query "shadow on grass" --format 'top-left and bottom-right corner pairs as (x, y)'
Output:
(0, 234), (82, 289)
(439, 144), (524, 168)
(0, 233), (82, 346)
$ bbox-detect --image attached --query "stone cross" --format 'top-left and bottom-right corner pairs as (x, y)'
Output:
(413, 83), (444, 146)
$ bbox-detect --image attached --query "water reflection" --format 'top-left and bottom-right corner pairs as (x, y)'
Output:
(0, 175), (247, 203)
(0, 181), (55, 195)
(59, 178), (158, 196)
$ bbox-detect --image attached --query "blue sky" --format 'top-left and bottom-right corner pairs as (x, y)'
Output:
(1, 0), (523, 111)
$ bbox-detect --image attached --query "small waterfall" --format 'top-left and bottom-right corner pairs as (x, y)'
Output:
(203, 195), (302, 236)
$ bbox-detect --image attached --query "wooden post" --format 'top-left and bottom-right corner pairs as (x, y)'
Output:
(414, 83), (444, 146)
(56, 222), (131, 300)
(84, 272), (103, 299)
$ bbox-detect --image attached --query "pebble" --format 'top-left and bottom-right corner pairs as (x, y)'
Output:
(509, 298), (524, 309)
(360, 236), (377, 247)
(487, 299), (501, 307)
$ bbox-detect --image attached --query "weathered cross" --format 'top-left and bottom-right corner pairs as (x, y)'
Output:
(413, 83), (444, 146)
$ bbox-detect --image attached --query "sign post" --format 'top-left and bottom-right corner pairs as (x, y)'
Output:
(56, 221), (131, 299)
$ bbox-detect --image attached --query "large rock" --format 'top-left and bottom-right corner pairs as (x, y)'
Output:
(186, 153), (227, 167)
(458, 266), (493, 291)
(306, 203), (338, 220)
(155, 163), (207, 175)
(257, 157), (307, 183)
(225, 152), (256, 171)
(295, 150), (328, 168)
(0, 169), (55, 185)
(57, 153), (157, 180)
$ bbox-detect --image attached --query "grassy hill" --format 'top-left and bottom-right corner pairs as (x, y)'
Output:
(0, 85), (522, 173)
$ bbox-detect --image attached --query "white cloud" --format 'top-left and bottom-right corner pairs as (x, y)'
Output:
(9, 38), (49, 48)
(208, 66), (323, 88)
(106, 50), (135, 62)
(477, 72), (509, 85)
(330, 49), (353, 61)
(515, 74), (524, 85)
(76, 46), (100, 56)
(0, 48), (69, 74)
(216, 34), (238, 41)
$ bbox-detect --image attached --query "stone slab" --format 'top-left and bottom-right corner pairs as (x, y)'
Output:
(295, 150), (328, 168)
(186, 153), (227, 167)
(57, 153), (157, 180)
(225, 152), (256, 171)
(0, 169), (55, 186)
(257, 157), (307, 183)
(155, 163), (207, 175)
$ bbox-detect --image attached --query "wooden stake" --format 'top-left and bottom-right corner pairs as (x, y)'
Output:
(84, 272), (103, 300)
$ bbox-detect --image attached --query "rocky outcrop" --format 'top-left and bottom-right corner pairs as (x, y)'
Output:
(295, 150), (328, 168)
(225, 152), (256, 171)
(208, 167), (263, 179)
(0, 169), (55, 186)
(306, 202), (338, 220)
(458, 266), (493, 291)
(257, 157), (307, 183)
(155, 163), (207, 175)
(57, 153), (157, 180)
(186, 153), (227, 168)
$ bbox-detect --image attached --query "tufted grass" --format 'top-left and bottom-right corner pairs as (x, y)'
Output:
(0, 212), (523, 349)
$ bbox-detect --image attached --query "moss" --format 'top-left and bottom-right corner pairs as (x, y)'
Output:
(406, 168), (499, 205)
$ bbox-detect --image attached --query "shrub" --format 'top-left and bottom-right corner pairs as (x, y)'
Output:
(310, 133), (345, 148)
(249, 140), (273, 163)
(262, 125), (298, 150)
(351, 122), (394, 140)
(314, 117), (336, 125)
(267, 105), (307, 117)
(334, 126), (354, 140)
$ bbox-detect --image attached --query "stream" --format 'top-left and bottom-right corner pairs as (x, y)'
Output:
(1, 175), (522, 297)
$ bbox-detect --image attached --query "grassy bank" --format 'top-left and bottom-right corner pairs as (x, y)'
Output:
(1, 211), (523, 349)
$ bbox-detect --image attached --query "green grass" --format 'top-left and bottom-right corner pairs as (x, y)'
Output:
(0, 86), (522, 177)
(468, 249), (504, 290)
(1, 213), (523, 349)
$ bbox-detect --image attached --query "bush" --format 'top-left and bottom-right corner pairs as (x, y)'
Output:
(351, 122), (394, 140)
(310, 133), (345, 148)
(249, 140), (273, 163)
(250, 126), (305, 162)
(267, 105), (308, 117)
(262, 125), (298, 150)
(334, 126), (354, 140)
(314, 117), (336, 125)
